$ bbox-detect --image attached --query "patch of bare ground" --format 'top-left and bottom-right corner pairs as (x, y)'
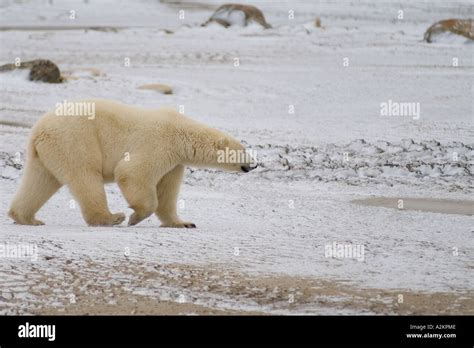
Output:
(6, 260), (471, 315)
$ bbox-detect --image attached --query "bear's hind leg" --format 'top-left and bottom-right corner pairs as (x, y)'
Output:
(8, 155), (62, 225)
(68, 173), (125, 226)
(155, 165), (196, 228)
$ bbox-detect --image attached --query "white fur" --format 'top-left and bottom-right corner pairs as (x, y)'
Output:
(8, 99), (251, 227)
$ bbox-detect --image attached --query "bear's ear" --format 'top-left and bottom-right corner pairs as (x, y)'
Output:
(217, 138), (229, 149)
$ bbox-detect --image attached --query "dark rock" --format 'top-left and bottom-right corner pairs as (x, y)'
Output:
(202, 4), (271, 29)
(0, 59), (63, 83)
(424, 19), (473, 43)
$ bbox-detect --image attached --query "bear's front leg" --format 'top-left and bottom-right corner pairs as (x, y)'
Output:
(155, 165), (196, 228)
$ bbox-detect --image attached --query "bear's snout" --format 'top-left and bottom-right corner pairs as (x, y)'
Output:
(241, 164), (257, 172)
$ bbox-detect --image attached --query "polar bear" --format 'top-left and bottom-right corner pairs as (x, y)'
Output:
(8, 99), (257, 227)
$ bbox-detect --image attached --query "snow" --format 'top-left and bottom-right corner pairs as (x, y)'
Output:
(0, 0), (473, 315)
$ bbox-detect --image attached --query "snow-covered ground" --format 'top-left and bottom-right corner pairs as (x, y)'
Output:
(0, 0), (473, 315)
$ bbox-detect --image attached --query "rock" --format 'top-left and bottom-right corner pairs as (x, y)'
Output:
(61, 67), (105, 81)
(424, 19), (473, 43)
(202, 4), (271, 29)
(0, 59), (63, 83)
(137, 84), (173, 95)
(314, 17), (322, 28)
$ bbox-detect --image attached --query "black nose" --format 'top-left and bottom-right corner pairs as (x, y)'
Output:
(241, 164), (257, 172)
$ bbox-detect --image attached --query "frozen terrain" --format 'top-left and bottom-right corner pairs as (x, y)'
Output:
(0, 0), (473, 315)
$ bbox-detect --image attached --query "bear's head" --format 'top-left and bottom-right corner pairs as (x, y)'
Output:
(184, 126), (257, 173)
(214, 133), (258, 172)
